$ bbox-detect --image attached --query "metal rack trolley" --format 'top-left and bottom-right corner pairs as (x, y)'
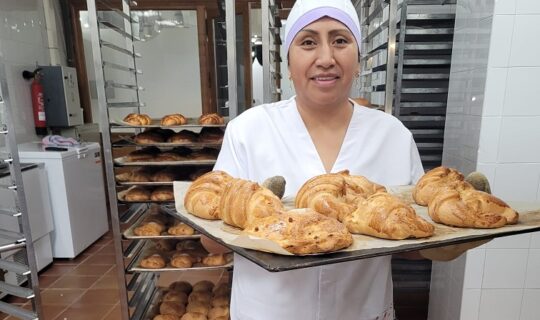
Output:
(0, 64), (42, 320)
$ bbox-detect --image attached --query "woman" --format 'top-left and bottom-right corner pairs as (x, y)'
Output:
(206, 0), (424, 319)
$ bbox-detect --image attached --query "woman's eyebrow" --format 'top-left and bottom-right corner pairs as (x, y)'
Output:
(298, 28), (352, 35)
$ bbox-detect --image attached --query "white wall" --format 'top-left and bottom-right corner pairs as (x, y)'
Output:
(431, 1), (540, 319)
(0, 0), (66, 144)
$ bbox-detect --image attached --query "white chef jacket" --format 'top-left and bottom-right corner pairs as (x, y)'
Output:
(214, 96), (424, 320)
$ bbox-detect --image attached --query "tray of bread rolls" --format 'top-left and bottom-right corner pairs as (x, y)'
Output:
(114, 127), (224, 148)
(113, 113), (228, 128)
(114, 146), (218, 167)
(169, 168), (540, 272)
(116, 167), (212, 186)
(144, 280), (231, 320)
(130, 239), (233, 272)
(124, 207), (200, 240)
(118, 186), (175, 203)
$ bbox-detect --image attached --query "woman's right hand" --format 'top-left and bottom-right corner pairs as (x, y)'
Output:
(200, 235), (232, 254)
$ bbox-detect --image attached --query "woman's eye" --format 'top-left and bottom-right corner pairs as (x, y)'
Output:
(300, 39), (316, 47)
(335, 38), (349, 45)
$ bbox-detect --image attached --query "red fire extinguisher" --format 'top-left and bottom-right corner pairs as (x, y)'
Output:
(28, 69), (48, 135)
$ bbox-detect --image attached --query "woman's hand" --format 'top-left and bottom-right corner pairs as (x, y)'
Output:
(200, 235), (232, 254)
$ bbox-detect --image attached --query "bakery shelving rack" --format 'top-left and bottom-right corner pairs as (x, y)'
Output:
(261, 0), (283, 103)
(0, 64), (42, 319)
(86, 1), (235, 319)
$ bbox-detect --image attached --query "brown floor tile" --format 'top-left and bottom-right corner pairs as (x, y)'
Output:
(72, 289), (121, 306)
(40, 289), (85, 306)
(40, 264), (77, 276)
(105, 267), (119, 277)
(49, 275), (100, 289)
(51, 253), (92, 265)
(41, 305), (67, 320)
(82, 244), (105, 254)
(93, 237), (113, 247)
(68, 264), (113, 276)
(101, 304), (121, 320)
(91, 276), (120, 290)
(55, 304), (114, 320)
(38, 275), (61, 288)
(83, 254), (116, 265)
(96, 244), (117, 255)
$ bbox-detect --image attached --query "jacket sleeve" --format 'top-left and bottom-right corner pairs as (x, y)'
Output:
(213, 121), (248, 179)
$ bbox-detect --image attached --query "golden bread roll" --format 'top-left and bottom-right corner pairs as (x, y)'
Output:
(160, 301), (186, 317)
(124, 187), (151, 201)
(170, 253), (198, 268)
(155, 152), (187, 162)
(140, 254), (166, 269)
(219, 179), (284, 229)
(168, 222), (195, 236)
(117, 168), (155, 182)
(184, 171), (233, 220)
(162, 290), (188, 304)
(176, 240), (203, 251)
(161, 114), (187, 126)
(180, 312), (207, 320)
(211, 295), (230, 308)
(192, 281), (214, 293)
(168, 130), (198, 143)
(342, 192), (434, 239)
(188, 291), (213, 304)
(201, 254), (228, 266)
(153, 315), (181, 320)
(151, 187), (174, 201)
(413, 166), (474, 206)
(134, 131), (166, 144)
(198, 127), (224, 143)
(152, 169), (179, 182)
(154, 239), (176, 252)
(133, 221), (165, 236)
(169, 281), (192, 294)
(125, 146), (161, 162)
(186, 301), (211, 315)
(189, 148), (219, 161)
(198, 113), (224, 125)
(244, 208), (353, 255)
(428, 188), (519, 228)
(208, 307), (229, 320)
(124, 113), (152, 125)
(210, 317), (227, 320)
(212, 284), (231, 298)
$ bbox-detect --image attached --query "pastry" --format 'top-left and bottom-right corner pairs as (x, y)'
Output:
(124, 187), (151, 201)
(170, 253), (198, 268)
(125, 146), (161, 162)
(169, 281), (193, 294)
(192, 281), (214, 293)
(188, 291), (213, 304)
(169, 130), (199, 143)
(176, 240), (203, 251)
(180, 313), (207, 320)
(124, 113), (152, 125)
(151, 187), (174, 201)
(207, 307), (229, 320)
(342, 192), (435, 240)
(162, 114), (187, 126)
(168, 222), (195, 236)
(201, 254), (228, 266)
(134, 131), (166, 144)
(153, 169), (179, 182)
(116, 168), (155, 182)
(219, 178), (284, 229)
(186, 301), (211, 315)
(154, 239), (177, 252)
(198, 113), (224, 125)
(243, 208), (353, 255)
(413, 166), (474, 206)
(198, 128), (224, 143)
(140, 254), (166, 269)
(134, 221), (165, 236)
(211, 295), (230, 308)
(428, 188), (519, 228)
(155, 152), (187, 162)
(189, 148), (219, 161)
(212, 284), (231, 298)
(184, 171), (233, 220)
(153, 315), (181, 320)
(162, 290), (188, 304)
(160, 301), (186, 317)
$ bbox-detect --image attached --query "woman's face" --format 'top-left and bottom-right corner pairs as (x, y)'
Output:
(288, 17), (359, 108)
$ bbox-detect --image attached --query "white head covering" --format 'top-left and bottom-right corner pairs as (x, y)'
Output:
(284, 0), (362, 53)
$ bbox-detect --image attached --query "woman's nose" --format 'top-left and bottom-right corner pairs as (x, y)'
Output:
(316, 43), (335, 68)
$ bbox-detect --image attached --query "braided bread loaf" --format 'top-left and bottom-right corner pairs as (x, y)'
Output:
(123, 113), (152, 125)
(413, 166), (474, 206)
(184, 171), (233, 220)
(161, 113), (187, 126)
(198, 113), (224, 125)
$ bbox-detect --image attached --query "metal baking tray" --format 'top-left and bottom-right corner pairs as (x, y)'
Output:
(111, 117), (228, 129)
(123, 211), (201, 240)
(140, 289), (164, 320)
(117, 181), (173, 187)
(128, 241), (233, 273)
(114, 156), (216, 167)
(118, 188), (174, 204)
(113, 135), (222, 149)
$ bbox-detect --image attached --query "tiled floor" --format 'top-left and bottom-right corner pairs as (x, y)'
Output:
(0, 230), (122, 320)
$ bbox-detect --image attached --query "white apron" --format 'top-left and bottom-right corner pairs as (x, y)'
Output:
(214, 97), (424, 320)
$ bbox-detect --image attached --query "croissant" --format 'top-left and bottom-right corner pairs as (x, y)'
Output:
(161, 113), (187, 126)
(219, 178), (284, 229)
(124, 113), (152, 125)
(428, 188), (519, 228)
(184, 171), (233, 220)
(342, 193), (434, 239)
(413, 166), (474, 206)
(244, 208), (353, 255)
(198, 113), (224, 125)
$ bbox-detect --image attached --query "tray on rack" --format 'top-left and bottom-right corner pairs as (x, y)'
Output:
(118, 188), (175, 204)
(112, 117), (228, 128)
(114, 135), (223, 149)
(170, 181), (540, 272)
(114, 156), (217, 167)
(123, 211), (200, 240)
(129, 241), (233, 273)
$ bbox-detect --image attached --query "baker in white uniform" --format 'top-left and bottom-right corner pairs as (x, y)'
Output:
(206, 0), (424, 319)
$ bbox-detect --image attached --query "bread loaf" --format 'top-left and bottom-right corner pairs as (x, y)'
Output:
(413, 166), (474, 206)
(161, 113), (187, 126)
(151, 187), (174, 201)
(184, 171), (233, 220)
(168, 130), (198, 143)
(198, 113), (224, 125)
(124, 113), (152, 125)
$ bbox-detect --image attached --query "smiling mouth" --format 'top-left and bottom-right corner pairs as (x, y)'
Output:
(312, 76), (339, 81)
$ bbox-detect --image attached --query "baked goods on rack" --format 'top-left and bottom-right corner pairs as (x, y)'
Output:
(186, 301), (210, 315)
(342, 192), (434, 240)
(126, 146), (161, 162)
(155, 152), (188, 162)
(198, 113), (224, 125)
(160, 301), (186, 317)
(184, 171), (233, 220)
(201, 254), (228, 266)
(189, 148), (219, 161)
(162, 113), (187, 126)
(428, 188), (519, 228)
(124, 187), (152, 201)
(188, 291), (213, 304)
(208, 307), (229, 320)
(168, 222), (195, 236)
(124, 113), (152, 125)
(192, 281), (214, 293)
(134, 220), (166, 236)
(151, 187), (175, 201)
(168, 130), (199, 143)
(163, 290), (189, 304)
(152, 168), (180, 182)
(140, 253), (167, 269)
(116, 167), (156, 182)
(170, 253), (198, 268)
(219, 178), (284, 229)
(153, 314), (181, 320)
(135, 130), (167, 144)
(180, 312), (207, 320)
(243, 208), (353, 255)
(413, 166), (474, 206)
(198, 128), (224, 143)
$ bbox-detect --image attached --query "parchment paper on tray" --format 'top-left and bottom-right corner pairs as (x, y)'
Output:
(114, 156), (217, 166)
(172, 181), (540, 258)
